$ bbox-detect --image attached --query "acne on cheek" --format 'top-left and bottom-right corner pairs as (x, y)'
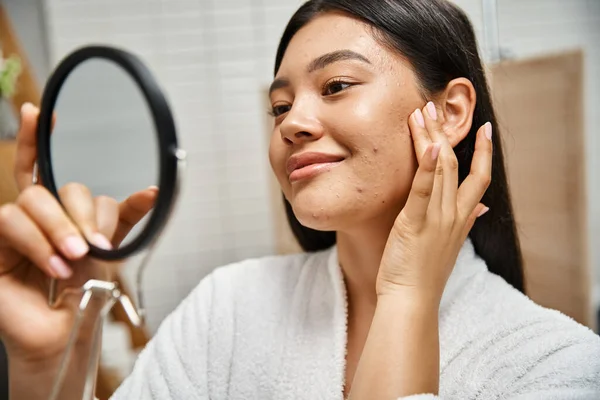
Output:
(294, 202), (331, 226)
(300, 207), (331, 225)
(385, 102), (412, 138)
(312, 210), (331, 221)
(354, 185), (383, 199)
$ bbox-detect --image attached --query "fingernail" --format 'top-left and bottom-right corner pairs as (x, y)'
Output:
(414, 108), (425, 128)
(49, 255), (72, 279)
(478, 206), (490, 217)
(62, 235), (89, 258)
(91, 233), (113, 250)
(147, 185), (159, 191)
(431, 143), (441, 160)
(485, 122), (492, 141)
(21, 102), (32, 115)
(426, 102), (437, 121)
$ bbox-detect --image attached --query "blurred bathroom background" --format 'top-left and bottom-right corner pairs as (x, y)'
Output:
(0, 0), (598, 398)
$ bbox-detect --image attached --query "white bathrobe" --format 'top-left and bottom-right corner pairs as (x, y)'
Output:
(112, 239), (600, 399)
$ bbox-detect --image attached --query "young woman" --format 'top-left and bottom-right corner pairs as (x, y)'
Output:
(1, 1), (599, 399)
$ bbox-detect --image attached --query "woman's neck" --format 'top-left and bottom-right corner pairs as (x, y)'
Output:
(336, 212), (397, 309)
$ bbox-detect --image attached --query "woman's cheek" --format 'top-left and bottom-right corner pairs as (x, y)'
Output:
(268, 140), (289, 192)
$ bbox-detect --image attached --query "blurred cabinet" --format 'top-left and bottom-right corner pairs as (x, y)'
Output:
(0, 140), (18, 206)
(490, 50), (592, 329)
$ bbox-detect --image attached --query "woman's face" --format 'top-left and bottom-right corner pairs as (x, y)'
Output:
(268, 12), (425, 232)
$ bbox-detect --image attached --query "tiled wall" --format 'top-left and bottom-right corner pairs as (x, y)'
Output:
(43, 0), (600, 332)
(44, 0), (303, 332)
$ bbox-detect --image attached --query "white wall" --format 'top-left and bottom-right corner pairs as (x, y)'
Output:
(42, 0), (600, 332)
(2, 0), (51, 85)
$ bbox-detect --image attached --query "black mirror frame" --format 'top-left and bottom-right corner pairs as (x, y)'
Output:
(36, 45), (179, 261)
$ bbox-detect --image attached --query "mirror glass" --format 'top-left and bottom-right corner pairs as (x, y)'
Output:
(50, 58), (159, 249)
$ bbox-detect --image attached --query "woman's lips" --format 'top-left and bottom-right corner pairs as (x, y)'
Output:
(289, 161), (342, 182)
(287, 152), (345, 183)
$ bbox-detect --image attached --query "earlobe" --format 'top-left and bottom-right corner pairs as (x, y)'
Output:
(440, 78), (476, 147)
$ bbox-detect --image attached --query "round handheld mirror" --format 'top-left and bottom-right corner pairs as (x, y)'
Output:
(36, 46), (185, 261)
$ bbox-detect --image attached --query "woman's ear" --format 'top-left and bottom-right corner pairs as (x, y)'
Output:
(439, 77), (476, 147)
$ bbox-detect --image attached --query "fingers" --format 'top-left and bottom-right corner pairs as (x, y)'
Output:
(112, 186), (158, 246)
(57, 182), (96, 238)
(408, 108), (432, 161)
(457, 123), (493, 219)
(14, 103), (40, 191)
(427, 155), (444, 220)
(58, 183), (115, 251)
(0, 181), (120, 285)
(0, 195), (76, 279)
(94, 196), (119, 246)
(17, 185), (89, 260)
(423, 102), (458, 221)
(401, 143), (441, 224)
(407, 101), (491, 235)
(461, 203), (490, 239)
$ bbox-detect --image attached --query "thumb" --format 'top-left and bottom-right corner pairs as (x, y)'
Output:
(111, 186), (158, 247)
(14, 103), (40, 191)
(94, 196), (119, 248)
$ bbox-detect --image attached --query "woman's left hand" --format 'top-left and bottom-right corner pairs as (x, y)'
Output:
(376, 102), (492, 304)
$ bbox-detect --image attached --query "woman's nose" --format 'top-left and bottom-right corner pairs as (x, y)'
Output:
(279, 103), (324, 145)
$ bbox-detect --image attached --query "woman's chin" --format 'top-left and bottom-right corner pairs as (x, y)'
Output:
(295, 213), (336, 232)
(290, 192), (346, 232)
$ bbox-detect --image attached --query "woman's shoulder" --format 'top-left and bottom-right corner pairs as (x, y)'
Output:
(450, 267), (600, 350)
(440, 268), (600, 395)
(473, 270), (598, 340)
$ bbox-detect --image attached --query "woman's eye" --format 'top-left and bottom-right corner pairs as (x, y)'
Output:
(323, 80), (352, 96)
(270, 104), (291, 117)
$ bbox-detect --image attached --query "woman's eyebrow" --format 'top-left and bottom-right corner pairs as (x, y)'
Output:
(307, 49), (371, 73)
(269, 49), (371, 96)
(269, 78), (290, 96)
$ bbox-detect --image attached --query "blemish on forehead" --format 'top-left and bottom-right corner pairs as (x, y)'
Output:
(356, 187), (364, 193)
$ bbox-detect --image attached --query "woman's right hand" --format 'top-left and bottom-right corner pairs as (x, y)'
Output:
(0, 103), (157, 371)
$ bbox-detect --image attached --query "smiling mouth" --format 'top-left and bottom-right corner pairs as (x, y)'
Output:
(289, 160), (343, 182)
(287, 152), (345, 183)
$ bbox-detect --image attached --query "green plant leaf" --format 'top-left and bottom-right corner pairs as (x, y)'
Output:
(0, 55), (22, 98)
